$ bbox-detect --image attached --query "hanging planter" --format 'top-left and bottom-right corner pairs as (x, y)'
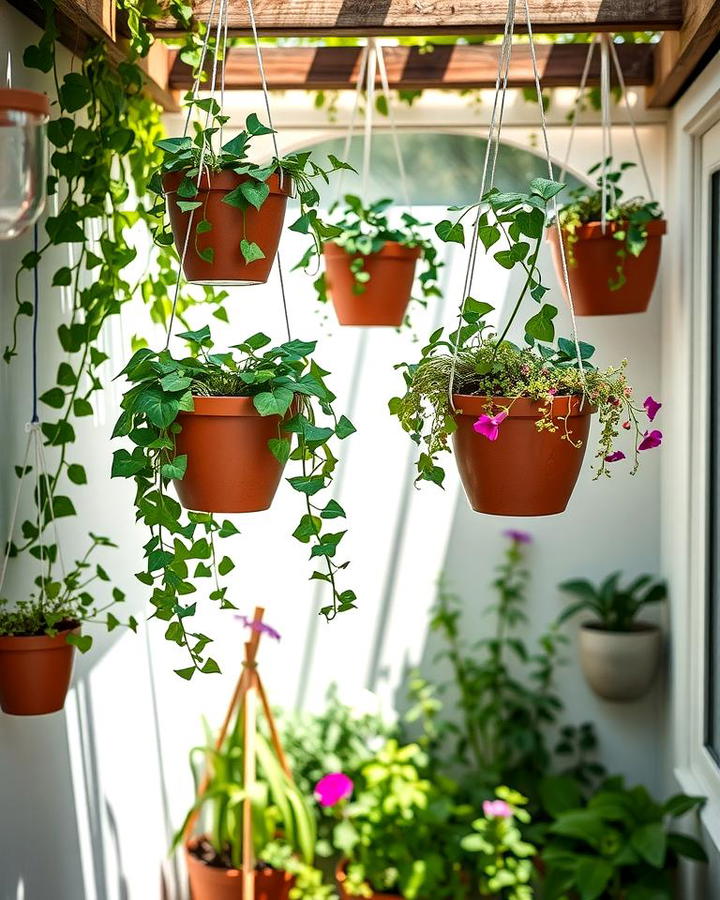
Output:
(0, 626), (78, 716)
(185, 839), (295, 900)
(0, 88), (50, 240)
(559, 573), (666, 701)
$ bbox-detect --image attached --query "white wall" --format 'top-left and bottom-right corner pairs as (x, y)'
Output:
(0, 4), (674, 897)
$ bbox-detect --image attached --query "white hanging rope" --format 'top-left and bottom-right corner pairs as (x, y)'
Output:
(600, 34), (615, 233)
(334, 45), (370, 204)
(560, 36), (598, 183)
(374, 41), (413, 210)
(362, 41), (378, 196)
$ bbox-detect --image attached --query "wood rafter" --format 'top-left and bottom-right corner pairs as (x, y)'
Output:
(168, 42), (655, 91)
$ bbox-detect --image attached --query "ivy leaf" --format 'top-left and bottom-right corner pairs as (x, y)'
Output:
(67, 464), (87, 485)
(160, 455), (188, 480)
(239, 180), (271, 211)
(39, 387), (65, 409)
(218, 556), (235, 576)
(525, 304), (558, 343)
(66, 633), (93, 653)
(530, 176), (565, 201)
(268, 437), (291, 464)
(435, 220), (465, 245)
(245, 113), (274, 136)
(59, 72), (91, 112)
(174, 666), (196, 681)
(320, 500), (346, 519)
(218, 520), (240, 538)
(201, 658), (221, 674)
(240, 240), (265, 264)
(336, 416), (356, 439)
(73, 398), (94, 417)
(254, 386), (294, 417)
(287, 475), (325, 495)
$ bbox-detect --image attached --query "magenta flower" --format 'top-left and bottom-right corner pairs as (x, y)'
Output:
(483, 799), (513, 819)
(315, 773), (353, 807)
(473, 410), (508, 442)
(235, 615), (281, 641)
(638, 430), (663, 451)
(644, 396), (662, 422)
(604, 451), (626, 463)
(622, 421), (631, 431)
(504, 530), (532, 544)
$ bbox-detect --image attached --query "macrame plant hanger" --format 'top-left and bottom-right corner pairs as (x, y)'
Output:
(181, 607), (293, 900)
(446, 0), (588, 410)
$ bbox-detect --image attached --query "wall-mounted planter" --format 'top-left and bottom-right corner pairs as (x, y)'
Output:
(162, 170), (291, 286)
(0, 88), (50, 240)
(579, 622), (662, 702)
(0, 626), (78, 716)
(546, 221), (666, 316)
(323, 242), (421, 326)
(186, 840), (294, 900)
(451, 395), (593, 517)
(174, 396), (292, 514)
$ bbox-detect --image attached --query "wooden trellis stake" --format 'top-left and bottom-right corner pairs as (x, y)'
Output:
(183, 605), (291, 900)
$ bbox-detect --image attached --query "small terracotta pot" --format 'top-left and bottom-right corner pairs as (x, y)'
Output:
(579, 622), (662, 702)
(451, 395), (594, 517)
(0, 626), (79, 716)
(174, 396), (293, 514)
(547, 220), (666, 316)
(186, 841), (294, 900)
(323, 241), (422, 326)
(162, 170), (292, 285)
(336, 861), (403, 900)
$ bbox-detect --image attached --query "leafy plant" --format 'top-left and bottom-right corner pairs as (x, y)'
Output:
(553, 159), (664, 290)
(460, 787), (537, 899)
(0, 533), (136, 651)
(300, 195), (442, 323)
(559, 573), (667, 632)
(539, 775), (706, 899)
(150, 105), (352, 265)
(112, 326), (356, 678)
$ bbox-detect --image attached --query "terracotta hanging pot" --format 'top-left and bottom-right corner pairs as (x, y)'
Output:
(0, 625), (79, 716)
(546, 220), (666, 316)
(336, 861), (403, 900)
(579, 622), (662, 702)
(186, 840), (294, 900)
(451, 395), (594, 517)
(162, 170), (292, 286)
(174, 396), (293, 514)
(323, 241), (421, 326)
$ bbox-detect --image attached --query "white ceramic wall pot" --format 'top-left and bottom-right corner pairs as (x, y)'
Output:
(578, 623), (662, 702)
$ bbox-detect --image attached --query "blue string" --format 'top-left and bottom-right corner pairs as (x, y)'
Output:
(31, 224), (39, 424)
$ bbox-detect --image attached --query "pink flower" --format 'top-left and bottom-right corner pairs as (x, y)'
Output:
(644, 396), (662, 422)
(638, 430), (663, 451)
(604, 451), (626, 463)
(504, 530), (532, 544)
(622, 421), (631, 430)
(473, 410), (508, 442)
(235, 615), (281, 641)
(548, 388), (558, 396)
(483, 799), (513, 819)
(315, 773), (353, 807)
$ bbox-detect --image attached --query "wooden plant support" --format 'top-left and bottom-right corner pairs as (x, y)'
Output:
(183, 605), (291, 900)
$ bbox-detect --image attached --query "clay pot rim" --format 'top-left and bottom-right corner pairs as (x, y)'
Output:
(451, 394), (595, 418)
(162, 168), (292, 197)
(179, 394), (299, 418)
(0, 87), (50, 118)
(0, 625), (80, 651)
(335, 860), (403, 900)
(185, 837), (292, 879)
(323, 240), (423, 261)
(581, 621), (661, 635)
(547, 219), (667, 242)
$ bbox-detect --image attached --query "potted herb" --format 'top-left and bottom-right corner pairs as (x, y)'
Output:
(176, 724), (319, 900)
(391, 178), (663, 516)
(460, 788), (537, 899)
(112, 327), (356, 678)
(558, 572), (667, 702)
(151, 105), (351, 286)
(539, 775), (706, 899)
(0, 534), (136, 716)
(304, 195), (442, 327)
(547, 160), (666, 316)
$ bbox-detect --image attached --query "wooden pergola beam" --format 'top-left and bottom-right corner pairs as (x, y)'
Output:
(169, 42), (655, 91)
(647, 1), (720, 107)
(153, 0), (684, 37)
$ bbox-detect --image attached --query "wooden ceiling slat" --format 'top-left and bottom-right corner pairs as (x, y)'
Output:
(169, 43), (655, 91)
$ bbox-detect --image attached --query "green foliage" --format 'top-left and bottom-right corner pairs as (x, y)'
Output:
(539, 775), (706, 899)
(301, 195), (442, 327)
(150, 109), (353, 264)
(460, 787), (536, 899)
(554, 159), (664, 291)
(559, 572), (667, 632)
(112, 329), (356, 677)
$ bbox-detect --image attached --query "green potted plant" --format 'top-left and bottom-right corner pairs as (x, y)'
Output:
(0, 534), (136, 716)
(558, 572), (667, 702)
(460, 787), (537, 899)
(150, 103), (351, 286)
(175, 722), (320, 900)
(302, 195), (442, 327)
(112, 326), (356, 678)
(547, 160), (666, 316)
(539, 775), (706, 899)
(390, 178), (662, 517)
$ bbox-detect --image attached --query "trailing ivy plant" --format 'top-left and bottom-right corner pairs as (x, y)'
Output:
(298, 194), (443, 323)
(390, 178), (662, 486)
(552, 159), (664, 290)
(111, 327), (357, 678)
(149, 99), (353, 265)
